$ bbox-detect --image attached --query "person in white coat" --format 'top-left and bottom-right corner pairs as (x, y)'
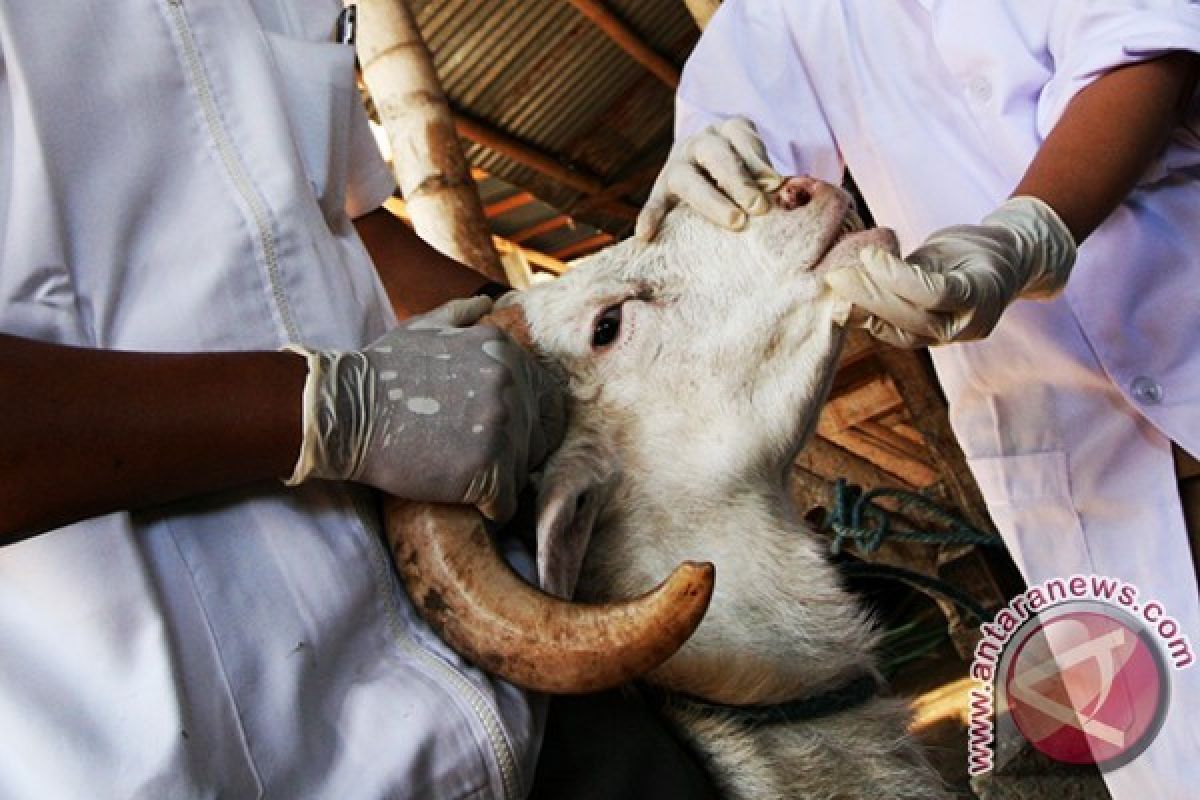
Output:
(0, 1), (728, 796)
(0, 0), (572, 797)
(635, 1), (1199, 797)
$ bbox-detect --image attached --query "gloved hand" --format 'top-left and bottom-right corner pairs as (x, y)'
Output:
(636, 116), (785, 241)
(285, 296), (566, 522)
(824, 196), (1076, 348)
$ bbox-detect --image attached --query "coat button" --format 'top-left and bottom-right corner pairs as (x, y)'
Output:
(1131, 376), (1163, 405)
(967, 75), (993, 102)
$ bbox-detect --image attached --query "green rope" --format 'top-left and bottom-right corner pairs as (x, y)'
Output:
(824, 479), (1004, 624)
(827, 479), (1003, 556)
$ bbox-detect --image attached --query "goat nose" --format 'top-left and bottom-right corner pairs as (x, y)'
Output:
(775, 176), (817, 210)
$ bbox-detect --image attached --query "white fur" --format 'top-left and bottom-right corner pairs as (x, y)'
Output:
(512, 181), (948, 799)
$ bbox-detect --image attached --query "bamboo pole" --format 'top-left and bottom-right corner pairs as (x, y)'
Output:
(354, 0), (512, 286)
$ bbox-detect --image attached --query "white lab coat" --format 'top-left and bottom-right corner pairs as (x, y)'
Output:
(677, 1), (1200, 796)
(0, 1), (539, 797)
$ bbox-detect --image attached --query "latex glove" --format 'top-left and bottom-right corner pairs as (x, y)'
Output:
(635, 116), (785, 241)
(286, 296), (566, 522)
(824, 196), (1076, 348)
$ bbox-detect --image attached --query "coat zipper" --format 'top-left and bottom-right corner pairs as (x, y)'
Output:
(352, 490), (521, 800)
(164, 0), (299, 343)
(165, 4), (520, 794)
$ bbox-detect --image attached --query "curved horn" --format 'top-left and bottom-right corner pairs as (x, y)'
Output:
(382, 303), (715, 693)
(385, 497), (715, 693)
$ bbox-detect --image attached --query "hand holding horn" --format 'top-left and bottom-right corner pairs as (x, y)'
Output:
(289, 296), (715, 693)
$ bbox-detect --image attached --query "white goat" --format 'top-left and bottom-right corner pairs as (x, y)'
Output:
(389, 176), (949, 799)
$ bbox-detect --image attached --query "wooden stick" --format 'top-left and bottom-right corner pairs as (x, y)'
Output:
(550, 232), (614, 261)
(453, 113), (605, 196)
(567, 0), (681, 88)
(484, 192), (538, 218)
(682, 0), (722, 31)
(510, 214), (575, 244)
(383, 197), (568, 275)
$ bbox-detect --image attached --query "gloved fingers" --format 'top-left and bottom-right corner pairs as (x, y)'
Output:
(475, 332), (565, 472)
(489, 472), (521, 524)
(406, 295), (494, 331)
(500, 351), (565, 472)
(858, 302), (1000, 347)
(634, 182), (675, 242)
(669, 166), (749, 231)
(717, 117), (785, 193)
(859, 246), (973, 311)
(470, 462), (519, 523)
(688, 130), (771, 217)
(824, 263), (949, 341)
(942, 305), (1001, 343)
(527, 371), (567, 469)
(857, 313), (942, 349)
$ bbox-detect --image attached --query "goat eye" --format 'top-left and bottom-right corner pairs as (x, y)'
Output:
(592, 304), (623, 348)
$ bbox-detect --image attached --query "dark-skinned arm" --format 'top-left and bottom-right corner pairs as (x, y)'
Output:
(826, 49), (1199, 348)
(0, 337), (307, 542)
(1014, 50), (1199, 242)
(0, 208), (492, 543)
(353, 206), (494, 319)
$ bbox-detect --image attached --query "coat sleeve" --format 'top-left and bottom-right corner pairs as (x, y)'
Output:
(675, 0), (843, 183)
(1039, 0), (1200, 182)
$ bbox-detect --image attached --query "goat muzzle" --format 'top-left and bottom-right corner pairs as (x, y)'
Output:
(381, 305), (716, 693)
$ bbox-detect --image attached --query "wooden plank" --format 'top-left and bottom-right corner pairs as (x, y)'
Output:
(837, 328), (878, 368)
(856, 420), (932, 465)
(683, 0), (722, 30)
(384, 197), (568, 275)
(871, 411), (927, 447)
(818, 374), (905, 435)
(551, 232), (615, 261)
(789, 465), (832, 519)
(870, 349), (1010, 657)
(567, 0), (681, 88)
(510, 214), (575, 244)
(568, 162), (661, 216)
(873, 348), (994, 532)
(495, 242), (535, 290)
(455, 115), (642, 221)
(796, 435), (920, 491)
(454, 113), (606, 196)
(491, 236), (568, 275)
(821, 428), (939, 487)
(828, 352), (884, 397)
(485, 192), (538, 218)
(891, 422), (924, 446)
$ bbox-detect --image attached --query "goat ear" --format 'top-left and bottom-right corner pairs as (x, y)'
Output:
(535, 434), (618, 599)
